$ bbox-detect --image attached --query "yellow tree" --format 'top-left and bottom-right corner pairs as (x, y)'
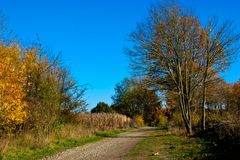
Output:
(0, 45), (27, 133)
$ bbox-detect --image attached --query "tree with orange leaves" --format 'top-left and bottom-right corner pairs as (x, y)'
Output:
(0, 44), (27, 133)
(227, 80), (240, 113)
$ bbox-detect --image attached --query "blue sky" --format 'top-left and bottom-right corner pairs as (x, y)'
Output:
(0, 0), (240, 110)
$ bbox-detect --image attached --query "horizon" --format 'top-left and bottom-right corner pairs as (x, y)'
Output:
(1, 0), (240, 110)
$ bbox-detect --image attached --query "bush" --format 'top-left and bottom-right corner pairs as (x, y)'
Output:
(172, 112), (184, 128)
(204, 113), (240, 146)
(132, 115), (144, 127)
(158, 113), (168, 129)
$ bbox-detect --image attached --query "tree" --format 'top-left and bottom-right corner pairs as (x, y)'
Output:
(112, 78), (161, 125)
(127, 2), (239, 135)
(204, 79), (228, 112)
(24, 45), (87, 130)
(227, 80), (240, 113)
(91, 102), (111, 113)
(199, 19), (240, 130)
(58, 67), (87, 116)
(0, 15), (15, 45)
(0, 17), (88, 134)
(24, 47), (61, 130)
(0, 44), (27, 133)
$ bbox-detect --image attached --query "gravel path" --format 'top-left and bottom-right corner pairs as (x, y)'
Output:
(43, 127), (156, 160)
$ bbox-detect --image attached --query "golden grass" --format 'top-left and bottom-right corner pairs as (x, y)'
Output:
(77, 113), (131, 130)
(0, 113), (131, 158)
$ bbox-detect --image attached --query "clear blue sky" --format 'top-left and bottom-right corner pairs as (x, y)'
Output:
(1, 0), (240, 110)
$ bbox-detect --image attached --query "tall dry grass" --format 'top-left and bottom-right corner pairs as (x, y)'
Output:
(0, 113), (131, 156)
(76, 113), (131, 131)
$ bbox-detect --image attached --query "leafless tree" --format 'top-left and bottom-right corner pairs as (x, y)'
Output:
(127, 2), (240, 135)
(200, 19), (240, 130)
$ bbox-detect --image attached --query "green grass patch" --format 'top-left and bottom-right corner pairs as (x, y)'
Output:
(125, 129), (220, 160)
(96, 130), (122, 137)
(1, 130), (123, 160)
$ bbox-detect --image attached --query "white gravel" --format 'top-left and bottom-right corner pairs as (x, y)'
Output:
(43, 127), (156, 160)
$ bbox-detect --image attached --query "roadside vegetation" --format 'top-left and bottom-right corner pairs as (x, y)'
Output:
(0, 113), (131, 160)
(1, 0), (240, 160)
(0, 18), (132, 159)
(2, 130), (122, 160)
(126, 129), (222, 160)
(103, 1), (239, 159)
(121, 1), (240, 159)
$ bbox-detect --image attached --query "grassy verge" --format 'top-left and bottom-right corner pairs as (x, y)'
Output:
(1, 130), (124, 160)
(125, 129), (222, 160)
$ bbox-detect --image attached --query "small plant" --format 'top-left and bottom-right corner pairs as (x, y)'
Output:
(133, 115), (144, 127)
(172, 112), (184, 128)
(158, 114), (168, 129)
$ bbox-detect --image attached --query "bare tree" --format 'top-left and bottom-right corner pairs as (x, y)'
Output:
(127, 2), (239, 135)
(0, 14), (15, 45)
(58, 67), (87, 115)
(200, 19), (240, 130)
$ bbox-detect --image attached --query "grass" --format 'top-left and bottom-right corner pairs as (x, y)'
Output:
(96, 130), (122, 137)
(1, 130), (123, 160)
(0, 113), (132, 160)
(125, 129), (222, 160)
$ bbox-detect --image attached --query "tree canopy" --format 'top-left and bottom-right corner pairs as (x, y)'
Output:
(111, 78), (161, 125)
(127, 2), (240, 135)
(91, 102), (112, 113)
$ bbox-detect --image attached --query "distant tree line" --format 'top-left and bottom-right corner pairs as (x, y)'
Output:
(91, 78), (161, 125)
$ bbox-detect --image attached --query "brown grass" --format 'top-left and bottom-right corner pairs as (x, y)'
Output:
(0, 113), (131, 156)
(0, 136), (10, 155)
(76, 113), (131, 131)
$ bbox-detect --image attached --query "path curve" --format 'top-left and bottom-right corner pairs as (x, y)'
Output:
(43, 127), (156, 160)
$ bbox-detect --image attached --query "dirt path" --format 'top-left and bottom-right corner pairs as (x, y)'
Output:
(43, 127), (156, 160)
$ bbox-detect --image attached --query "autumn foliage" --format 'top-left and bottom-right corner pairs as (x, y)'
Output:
(0, 39), (90, 136)
(0, 45), (27, 132)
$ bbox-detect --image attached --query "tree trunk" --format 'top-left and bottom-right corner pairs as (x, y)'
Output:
(202, 84), (206, 130)
(179, 94), (193, 136)
(202, 48), (209, 131)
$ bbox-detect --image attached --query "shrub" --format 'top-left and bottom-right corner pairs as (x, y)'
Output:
(204, 113), (240, 146)
(158, 113), (168, 128)
(192, 110), (202, 132)
(132, 115), (144, 127)
(172, 112), (184, 128)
